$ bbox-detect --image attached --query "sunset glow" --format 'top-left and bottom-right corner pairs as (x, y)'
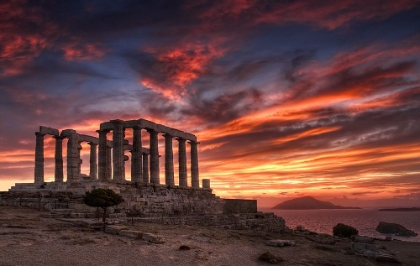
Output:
(1, 0), (419, 208)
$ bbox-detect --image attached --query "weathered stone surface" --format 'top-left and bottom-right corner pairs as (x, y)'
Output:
(223, 199), (257, 213)
(142, 232), (164, 243)
(352, 235), (374, 243)
(266, 239), (295, 247)
(119, 230), (143, 239)
(376, 222), (418, 237)
(39, 126), (59, 136)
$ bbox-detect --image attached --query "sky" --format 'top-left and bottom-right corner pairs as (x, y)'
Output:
(1, 0), (420, 208)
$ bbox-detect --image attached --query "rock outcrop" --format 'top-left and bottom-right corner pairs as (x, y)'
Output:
(376, 222), (418, 237)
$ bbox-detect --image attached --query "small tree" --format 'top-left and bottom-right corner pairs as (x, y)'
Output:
(333, 223), (358, 238)
(83, 188), (124, 223)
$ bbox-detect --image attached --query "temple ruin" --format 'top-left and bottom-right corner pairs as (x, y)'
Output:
(1, 119), (287, 232)
(33, 118), (205, 188)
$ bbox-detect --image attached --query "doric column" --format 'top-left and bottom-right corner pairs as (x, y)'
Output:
(66, 132), (80, 182)
(34, 132), (45, 183)
(177, 138), (187, 187)
(53, 136), (64, 182)
(164, 134), (174, 186)
(111, 119), (125, 182)
(77, 142), (83, 177)
(97, 129), (109, 182)
(131, 126), (142, 182)
(189, 141), (200, 188)
(148, 129), (160, 184)
(202, 179), (210, 189)
(88, 142), (97, 180)
(142, 152), (149, 183)
(106, 145), (112, 181)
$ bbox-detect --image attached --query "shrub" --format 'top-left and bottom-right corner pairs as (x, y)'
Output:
(83, 188), (124, 223)
(333, 223), (358, 237)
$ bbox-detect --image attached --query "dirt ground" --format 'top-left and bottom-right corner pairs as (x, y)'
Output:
(1, 206), (419, 266)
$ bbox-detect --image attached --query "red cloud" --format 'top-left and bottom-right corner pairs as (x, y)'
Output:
(61, 41), (106, 61)
(140, 41), (227, 99)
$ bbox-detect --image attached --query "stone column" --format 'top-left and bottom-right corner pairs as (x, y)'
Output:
(34, 132), (45, 183)
(66, 132), (80, 182)
(164, 134), (174, 186)
(88, 142), (97, 180)
(142, 152), (149, 183)
(111, 119), (125, 182)
(202, 179), (210, 189)
(131, 126), (142, 182)
(148, 129), (160, 184)
(106, 145), (112, 181)
(77, 142), (83, 177)
(189, 141), (200, 188)
(53, 136), (64, 182)
(97, 130), (109, 182)
(177, 138), (187, 187)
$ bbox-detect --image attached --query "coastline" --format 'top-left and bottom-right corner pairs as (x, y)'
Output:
(2, 205), (420, 265)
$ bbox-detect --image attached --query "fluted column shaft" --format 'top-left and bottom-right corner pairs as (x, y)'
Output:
(142, 152), (149, 183)
(111, 119), (125, 182)
(164, 134), (174, 186)
(67, 133), (80, 182)
(106, 145), (112, 181)
(189, 141), (199, 188)
(148, 129), (160, 184)
(177, 138), (187, 187)
(88, 142), (97, 180)
(97, 130), (109, 181)
(131, 126), (142, 182)
(53, 136), (64, 182)
(34, 132), (45, 183)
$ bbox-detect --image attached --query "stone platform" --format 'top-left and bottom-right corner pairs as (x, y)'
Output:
(1, 181), (287, 232)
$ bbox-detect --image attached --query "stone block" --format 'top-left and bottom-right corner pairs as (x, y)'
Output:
(142, 233), (164, 243)
(266, 239), (296, 247)
(105, 225), (129, 235)
(119, 230), (143, 239)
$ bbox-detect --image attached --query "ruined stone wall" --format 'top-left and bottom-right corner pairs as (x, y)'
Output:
(1, 182), (287, 232)
(1, 182), (224, 216)
(223, 199), (257, 213)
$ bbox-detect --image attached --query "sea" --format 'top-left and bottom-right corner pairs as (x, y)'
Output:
(260, 208), (420, 242)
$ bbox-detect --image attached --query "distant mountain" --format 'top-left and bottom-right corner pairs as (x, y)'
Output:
(272, 196), (361, 210)
(378, 207), (420, 212)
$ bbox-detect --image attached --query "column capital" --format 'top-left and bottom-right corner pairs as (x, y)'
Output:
(87, 142), (98, 146)
(35, 132), (45, 137)
(96, 129), (110, 133)
(188, 140), (200, 145)
(53, 135), (65, 140)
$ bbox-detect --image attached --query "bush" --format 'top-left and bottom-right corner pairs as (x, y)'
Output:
(333, 223), (358, 237)
(83, 188), (124, 223)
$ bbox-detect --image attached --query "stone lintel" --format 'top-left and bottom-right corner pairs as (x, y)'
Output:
(100, 122), (114, 131)
(138, 119), (158, 131)
(124, 144), (133, 150)
(185, 133), (197, 142)
(141, 148), (150, 155)
(61, 129), (77, 137)
(39, 126), (59, 136)
(124, 120), (143, 128)
(173, 129), (186, 139)
(79, 134), (99, 145)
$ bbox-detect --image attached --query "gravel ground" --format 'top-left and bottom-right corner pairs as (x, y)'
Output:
(1, 206), (420, 266)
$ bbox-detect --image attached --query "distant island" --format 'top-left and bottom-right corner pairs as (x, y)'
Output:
(378, 207), (420, 212)
(272, 196), (361, 210)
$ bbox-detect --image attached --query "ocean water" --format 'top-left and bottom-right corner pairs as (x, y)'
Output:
(260, 208), (420, 242)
